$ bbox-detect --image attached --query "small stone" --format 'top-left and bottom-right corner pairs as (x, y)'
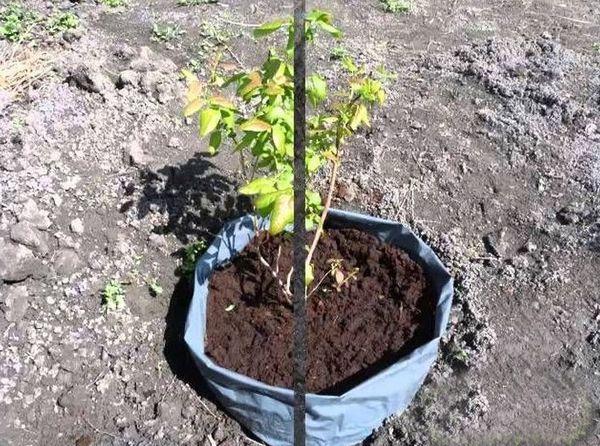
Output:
(18, 199), (52, 230)
(53, 249), (81, 276)
(61, 175), (81, 191)
(62, 28), (83, 43)
(0, 90), (12, 111)
(557, 203), (584, 225)
(75, 435), (94, 446)
(167, 137), (181, 149)
(337, 180), (357, 202)
(57, 386), (86, 414)
(212, 425), (227, 442)
(0, 239), (38, 283)
(483, 228), (508, 258)
(521, 241), (537, 253)
(118, 70), (141, 88)
(70, 218), (84, 234)
(10, 221), (49, 255)
(2, 285), (29, 322)
(181, 404), (196, 420)
(148, 233), (167, 249)
(68, 64), (115, 97)
(156, 400), (182, 422)
(125, 140), (153, 167)
(585, 123), (597, 136)
(139, 71), (162, 96)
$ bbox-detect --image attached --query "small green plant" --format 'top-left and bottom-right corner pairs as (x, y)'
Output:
(177, 0), (218, 5)
(183, 10), (389, 288)
(102, 280), (125, 312)
(327, 259), (359, 292)
(151, 22), (185, 43)
(593, 43), (600, 53)
(99, 0), (127, 7)
(329, 45), (348, 61)
(187, 22), (232, 73)
(47, 11), (79, 35)
(379, 0), (412, 13)
(147, 278), (164, 296)
(0, 3), (39, 42)
(179, 240), (208, 276)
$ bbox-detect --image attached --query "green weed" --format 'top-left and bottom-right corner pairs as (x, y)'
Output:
(99, 0), (127, 7)
(380, 0), (412, 13)
(101, 280), (125, 312)
(151, 22), (185, 43)
(147, 278), (164, 296)
(186, 22), (231, 73)
(177, 0), (218, 6)
(0, 3), (38, 42)
(329, 45), (348, 60)
(47, 11), (79, 35)
(178, 240), (207, 277)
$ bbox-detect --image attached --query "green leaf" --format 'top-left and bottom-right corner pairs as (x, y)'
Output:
(209, 96), (235, 109)
(239, 177), (276, 195)
(254, 189), (290, 215)
(316, 21), (342, 38)
(305, 263), (314, 286)
(183, 98), (204, 117)
(307, 190), (322, 207)
(307, 74), (327, 107)
(269, 193), (294, 235)
(272, 124), (287, 155)
(208, 131), (222, 155)
(240, 118), (272, 133)
(253, 19), (288, 38)
(341, 56), (358, 73)
(199, 108), (221, 137)
(349, 103), (369, 130)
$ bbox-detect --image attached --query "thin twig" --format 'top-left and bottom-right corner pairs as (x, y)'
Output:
(307, 271), (330, 298)
(218, 18), (261, 28)
(306, 158), (340, 269)
(275, 245), (282, 275)
(243, 434), (267, 446)
(224, 44), (245, 68)
(257, 246), (292, 303)
(528, 12), (595, 25)
(206, 433), (217, 446)
(197, 398), (218, 418)
(285, 266), (293, 296)
(83, 417), (118, 440)
(159, 376), (176, 403)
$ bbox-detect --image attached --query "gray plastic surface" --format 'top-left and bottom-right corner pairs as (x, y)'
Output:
(184, 209), (453, 446)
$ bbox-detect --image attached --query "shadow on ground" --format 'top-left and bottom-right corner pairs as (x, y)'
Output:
(134, 152), (261, 438)
(136, 152), (250, 243)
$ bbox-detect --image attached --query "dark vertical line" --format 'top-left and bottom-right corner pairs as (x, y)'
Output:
(293, 0), (306, 445)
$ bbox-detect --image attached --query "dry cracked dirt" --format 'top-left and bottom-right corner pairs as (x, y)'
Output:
(0, 0), (599, 445)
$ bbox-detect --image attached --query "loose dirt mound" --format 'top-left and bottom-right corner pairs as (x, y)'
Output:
(450, 36), (600, 191)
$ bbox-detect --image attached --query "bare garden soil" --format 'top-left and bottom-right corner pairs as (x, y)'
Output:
(205, 228), (436, 394)
(1, 0), (599, 444)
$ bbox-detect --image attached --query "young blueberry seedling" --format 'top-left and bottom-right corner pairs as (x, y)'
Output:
(183, 10), (390, 292)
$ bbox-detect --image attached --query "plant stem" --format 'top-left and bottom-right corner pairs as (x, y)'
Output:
(305, 156), (340, 269)
(257, 245), (292, 305)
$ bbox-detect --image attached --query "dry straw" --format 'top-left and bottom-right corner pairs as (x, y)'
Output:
(0, 44), (54, 98)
